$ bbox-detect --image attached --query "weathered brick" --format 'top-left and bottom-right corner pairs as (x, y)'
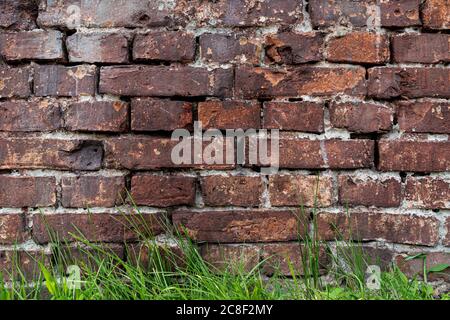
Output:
(131, 174), (196, 207)
(0, 66), (31, 98)
(0, 214), (26, 244)
(196, 0), (302, 27)
(422, 0), (449, 29)
(201, 176), (263, 207)
(368, 68), (450, 99)
(200, 33), (259, 64)
(265, 32), (324, 64)
(37, 0), (191, 28)
(263, 101), (324, 133)
(33, 213), (165, 244)
(201, 244), (260, 272)
(198, 100), (261, 129)
(0, 0), (37, 30)
(446, 218), (450, 246)
(329, 102), (393, 133)
(173, 210), (306, 243)
(0, 176), (56, 208)
(392, 34), (449, 64)
(261, 243), (329, 276)
(309, 0), (375, 28)
(396, 101), (450, 134)
(396, 252), (450, 281)
(64, 101), (128, 132)
(317, 212), (440, 246)
(0, 30), (64, 61)
(235, 66), (366, 98)
(405, 177), (450, 209)
(338, 176), (401, 208)
(327, 32), (389, 64)
(133, 31), (195, 63)
(67, 32), (128, 63)
(34, 65), (96, 97)
(131, 98), (192, 132)
(0, 138), (103, 170)
(127, 242), (185, 271)
(0, 250), (50, 281)
(269, 175), (333, 207)
(0, 99), (61, 132)
(380, 0), (421, 27)
(61, 176), (126, 208)
(100, 66), (232, 97)
(378, 140), (450, 172)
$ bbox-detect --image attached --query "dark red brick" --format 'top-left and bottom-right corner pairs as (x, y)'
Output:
(0, 99), (61, 132)
(100, 66), (232, 97)
(0, 176), (56, 208)
(64, 101), (129, 132)
(392, 34), (449, 64)
(200, 33), (260, 64)
(0, 0), (37, 30)
(34, 65), (96, 97)
(0, 214), (26, 245)
(329, 102), (393, 133)
(265, 32), (324, 64)
(446, 218), (450, 246)
(396, 252), (450, 281)
(378, 140), (450, 172)
(131, 174), (196, 207)
(309, 0), (375, 28)
(338, 175), (401, 207)
(0, 250), (50, 281)
(61, 176), (126, 208)
(422, 0), (449, 29)
(263, 102), (324, 132)
(201, 244), (260, 272)
(0, 66), (31, 98)
(405, 177), (450, 209)
(380, 0), (421, 27)
(397, 101), (450, 134)
(201, 176), (263, 207)
(198, 100), (261, 129)
(131, 98), (192, 132)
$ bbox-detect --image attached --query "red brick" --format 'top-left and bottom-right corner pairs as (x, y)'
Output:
(380, 0), (421, 27)
(263, 102), (324, 132)
(67, 33), (128, 63)
(378, 140), (450, 172)
(235, 66), (366, 98)
(269, 175), (333, 207)
(0, 66), (31, 98)
(422, 0), (449, 29)
(405, 177), (450, 209)
(0, 138), (103, 170)
(200, 33), (260, 64)
(64, 101), (129, 132)
(327, 32), (389, 64)
(37, 0), (191, 28)
(201, 244), (260, 272)
(309, 0), (375, 28)
(32, 213), (165, 244)
(173, 210), (307, 243)
(368, 68), (450, 99)
(446, 218), (450, 246)
(127, 242), (185, 271)
(100, 66), (232, 97)
(396, 252), (450, 281)
(201, 176), (263, 207)
(0, 176), (56, 208)
(0, 99), (61, 132)
(61, 176), (126, 208)
(0, 0), (37, 30)
(198, 101), (261, 129)
(131, 98), (192, 132)
(34, 65), (96, 97)
(131, 174), (196, 207)
(133, 31), (195, 63)
(397, 101), (450, 134)
(0, 250), (50, 281)
(338, 176), (401, 208)
(392, 34), (449, 64)
(317, 212), (440, 246)
(265, 32), (324, 64)
(0, 30), (64, 61)
(0, 214), (26, 245)
(329, 102), (393, 133)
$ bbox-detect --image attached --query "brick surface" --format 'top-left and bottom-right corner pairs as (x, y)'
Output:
(0, 66), (31, 98)
(263, 102), (324, 132)
(67, 33), (128, 63)
(64, 101), (129, 132)
(0, 214), (26, 245)
(61, 176), (126, 208)
(0, 30), (64, 61)
(131, 174), (196, 207)
(396, 252), (450, 281)
(0, 0), (37, 30)
(329, 102), (393, 133)
(446, 218), (450, 246)
(200, 33), (260, 64)
(201, 244), (260, 272)
(422, 0), (449, 29)
(198, 100), (261, 129)
(396, 101), (450, 134)
(309, 0), (375, 28)
(392, 34), (449, 64)
(405, 177), (450, 209)
(380, 0), (421, 27)
(0, 176), (56, 208)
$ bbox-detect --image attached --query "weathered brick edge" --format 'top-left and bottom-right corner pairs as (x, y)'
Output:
(0, 0), (449, 280)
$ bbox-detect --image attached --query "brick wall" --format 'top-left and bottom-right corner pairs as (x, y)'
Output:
(0, 0), (449, 279)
